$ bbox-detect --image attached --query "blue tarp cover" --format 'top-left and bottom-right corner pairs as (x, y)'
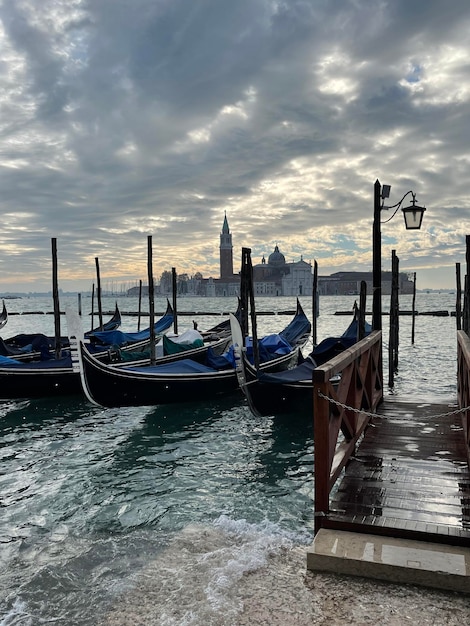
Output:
(258, 317), (372, 383)
(206, 346), (236, 370)
(90, 313), (173, 346)
(124, 359), (217, 375)
(259, 357), (315, 384)
(0, 354), (73, 369)
(279, 310), (311, 347)
(246, 333), (293, 355)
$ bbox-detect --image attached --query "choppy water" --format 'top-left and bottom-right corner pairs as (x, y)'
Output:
(0, 292), (461, 624)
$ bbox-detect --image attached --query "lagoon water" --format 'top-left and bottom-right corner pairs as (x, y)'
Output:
(0, 292), (462, 624)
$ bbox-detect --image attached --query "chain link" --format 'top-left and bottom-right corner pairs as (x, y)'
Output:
(317, 389), (470, 421)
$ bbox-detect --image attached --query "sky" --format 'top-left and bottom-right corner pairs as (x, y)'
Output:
(1, 0), (470, 293)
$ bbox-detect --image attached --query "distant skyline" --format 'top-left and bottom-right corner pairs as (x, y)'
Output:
(1, 1), (470, 292)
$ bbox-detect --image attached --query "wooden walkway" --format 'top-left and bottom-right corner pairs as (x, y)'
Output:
(323, 400), (470, 547)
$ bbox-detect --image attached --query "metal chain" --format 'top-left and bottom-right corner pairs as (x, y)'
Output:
(317, 389), (470, 421)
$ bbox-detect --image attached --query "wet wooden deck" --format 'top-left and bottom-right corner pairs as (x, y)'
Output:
(323, 400), (470, 547)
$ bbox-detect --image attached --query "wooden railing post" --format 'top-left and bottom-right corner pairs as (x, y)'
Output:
(457, 330), (470, 468)
(313, 379), (331, 534)
(313, 331), (383, 533)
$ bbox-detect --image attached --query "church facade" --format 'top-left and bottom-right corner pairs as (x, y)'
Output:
(213, 216), (313, 297)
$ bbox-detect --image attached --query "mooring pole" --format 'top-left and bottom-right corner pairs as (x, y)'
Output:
(147, 236), (156, 365)
(95, 257), (103, 331)
(51, 238), (61, 360)
(456, 264), (462, 331)
(312, 259), (318, 345)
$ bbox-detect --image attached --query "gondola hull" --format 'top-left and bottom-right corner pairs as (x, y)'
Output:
(75, 299), (309, 408)
(232, 313), (369, 418)
(242, 367), (313, 417)
(79, 347), (240, 407)
(0, 359), (81, 399)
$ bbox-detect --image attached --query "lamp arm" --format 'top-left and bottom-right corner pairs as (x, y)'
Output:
(381, 190), (415, 224)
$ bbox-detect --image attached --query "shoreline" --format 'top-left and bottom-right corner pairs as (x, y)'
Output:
(100, 542), (470, 625)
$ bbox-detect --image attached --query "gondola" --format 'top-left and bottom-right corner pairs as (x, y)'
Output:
(2, 303), (122, 357)
(86, 299), (173, 347)
(231, 312), (371, 417)
(72, 302), (311, 408)
(0, 352), (81, 397)
(0, 301), (7, 330)
(84, 302), (121, 337)
(0, 300), (265, 400)
(103, 299), (242, 364)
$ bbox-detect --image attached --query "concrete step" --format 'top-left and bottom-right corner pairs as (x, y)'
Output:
(307, 529), (470, 594)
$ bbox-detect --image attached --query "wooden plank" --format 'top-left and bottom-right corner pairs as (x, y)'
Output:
(325, 400), (470, 546)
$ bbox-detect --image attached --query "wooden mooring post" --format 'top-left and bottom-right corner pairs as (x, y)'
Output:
(388, 249), (399, 387)
(148, 236), (156, 365)
(312, 260), (318, 345)
(95, 257), (104, 332)
(456, 263), (462, 331)
(358, 280), (367, 340)
(172, 267), (178, 335)
(51, 238), (61, 360)
(411, 271), (417, 343)
(464, 235), (470, 334)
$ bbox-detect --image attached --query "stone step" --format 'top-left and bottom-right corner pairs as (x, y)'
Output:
(307, 529), (470, 594)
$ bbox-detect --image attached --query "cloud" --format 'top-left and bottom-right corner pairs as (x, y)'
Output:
(0, 0), (470, 292)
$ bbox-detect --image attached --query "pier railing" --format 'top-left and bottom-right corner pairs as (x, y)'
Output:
(457, 330), (470, 467)
(312, 330), (383, 534)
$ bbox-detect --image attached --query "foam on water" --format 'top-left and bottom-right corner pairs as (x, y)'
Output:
(0, 599), (32, 626)
(100, 517), (312, 626)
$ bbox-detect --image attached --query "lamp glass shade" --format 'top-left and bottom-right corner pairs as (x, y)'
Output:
(402, 205), (426, 230)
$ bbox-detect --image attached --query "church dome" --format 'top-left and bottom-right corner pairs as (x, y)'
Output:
(268, 245), (286, 267)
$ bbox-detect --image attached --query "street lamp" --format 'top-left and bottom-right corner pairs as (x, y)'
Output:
(372, 179), (426, 331)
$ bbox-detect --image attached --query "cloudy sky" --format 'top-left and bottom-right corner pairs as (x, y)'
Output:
(1, 0), (469, 293)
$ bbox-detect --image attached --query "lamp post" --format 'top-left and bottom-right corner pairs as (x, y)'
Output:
(372, 179), (426, 331)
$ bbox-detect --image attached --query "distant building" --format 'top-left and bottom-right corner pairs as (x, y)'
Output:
(251, 246), (313, 296)
(318, 271), (414, 296)
(214, 216), (313, 297)
(127, 217), (414, 297)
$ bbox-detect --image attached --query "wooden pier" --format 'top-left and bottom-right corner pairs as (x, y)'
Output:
(308, 330), (470, 592)
(321, 399), (470, 544)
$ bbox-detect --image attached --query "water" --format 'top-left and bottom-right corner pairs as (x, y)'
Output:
(0, 293), (461, 624)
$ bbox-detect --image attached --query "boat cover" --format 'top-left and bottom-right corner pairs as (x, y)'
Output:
(207, 332), (294, 370)
(89, 312), (173, 346)
(163, 330), (204, 355)
(258, 357), (315, 384)
(0, 354), (73, 369)
(279, 310), (311, 347)
(245, 333), (293, 361)
(206, 346), (236, 370)
(0, 337), (26, 356)
(257, 317), (372, 383)
(312, 317), (371, 364)
(123, 359), (217, 375)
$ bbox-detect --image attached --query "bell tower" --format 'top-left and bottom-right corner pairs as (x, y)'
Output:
(220, 213), (233, 278)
